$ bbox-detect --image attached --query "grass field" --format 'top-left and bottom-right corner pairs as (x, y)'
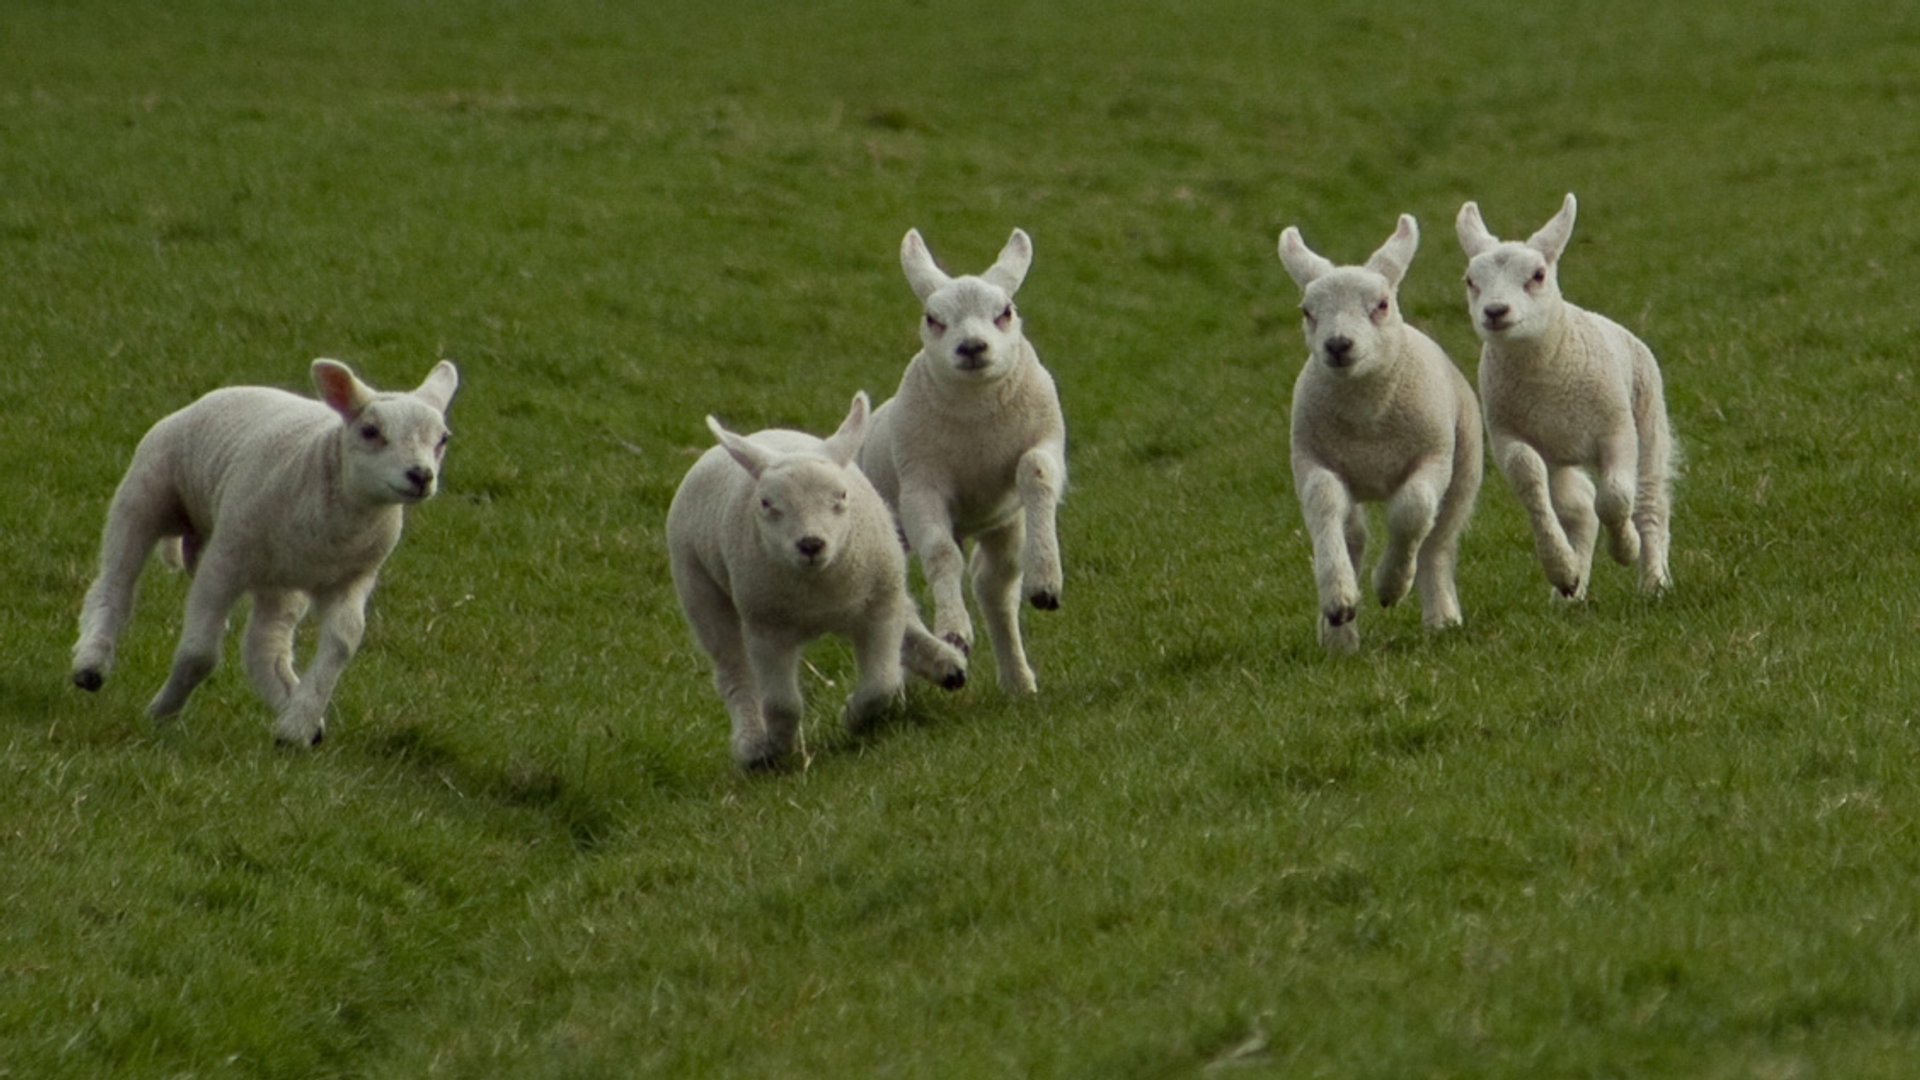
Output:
(6, 1), (1920, 1076)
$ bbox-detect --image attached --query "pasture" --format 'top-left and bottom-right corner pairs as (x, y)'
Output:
(5, 1), (1920, 1076)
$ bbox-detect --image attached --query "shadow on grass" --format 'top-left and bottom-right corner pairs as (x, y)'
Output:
(358, 724), (696, 854)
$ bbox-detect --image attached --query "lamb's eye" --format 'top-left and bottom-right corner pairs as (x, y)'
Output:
(1374, 297), (1390, 317)
(359, 424), (382, 442)
(1299, 306), (1315, 329)
(925, 313), (946, 333)
(1529, 268), (1546, 286)
(994, 305), (1013, 329)
(436, 433), (450, 453)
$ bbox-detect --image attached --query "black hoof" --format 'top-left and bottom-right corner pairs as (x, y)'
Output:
(1029, 590), (1060, 611)
(1324, 606), (1356, 628)
(72, 669), (103, 692)
(1557, 579), (1582, 599)
(940, 669), (967, 692)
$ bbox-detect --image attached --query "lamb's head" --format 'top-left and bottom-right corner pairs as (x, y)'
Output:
(1278, 214), (1418, 377)
(1456, 193), (1576, 344)
(710, 392), (871, 573)
(900, 227), (1032, 383)
(314, 358), (459, 506)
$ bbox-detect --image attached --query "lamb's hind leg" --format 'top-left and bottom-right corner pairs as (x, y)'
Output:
(1376, 472), (1442, 611)
(72, 476), (176, 690)
(242, 589), (308, 712)
(972, 520), (1036, 692)
(1633, 405), (1675, 593)
(1016, 444), (1066, 610)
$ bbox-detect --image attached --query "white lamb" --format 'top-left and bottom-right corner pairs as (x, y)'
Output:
(70, 359), (459, 745)
(1455, 193), (1673, 599)
(857, 227), (1066, 693)
(668, 392), (967, 770)
(1278, 214), (1484, 653)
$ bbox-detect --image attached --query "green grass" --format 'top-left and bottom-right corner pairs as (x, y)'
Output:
(6, 0), (1920, 1075)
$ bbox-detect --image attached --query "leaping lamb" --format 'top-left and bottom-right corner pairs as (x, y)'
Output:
(1456, 193), (1674, 599)
(70, 359), (459, 745)
(1279, 214), (1483, 652)
(857, 227), (1067, 692)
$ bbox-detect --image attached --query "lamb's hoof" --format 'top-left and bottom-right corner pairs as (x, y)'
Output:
(1554, 578), (1583, 600)
(940, 668), (967, 692)
(942, 633), (971, 658)
(1029, 590), (1060, 611)
(1325, 605), (1356, 628)
(72, 669), (103, 692)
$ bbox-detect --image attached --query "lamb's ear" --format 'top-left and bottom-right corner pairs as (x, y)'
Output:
(708, 416), (771, 479)
(312, 359), (374, 419)
(1365, 214), (1419, 289)
(1277, 227), (1335, 288)
(821, 391), (870, 468)
(413, 360), (460, 413)
(980, 228), (1032, 295)
(1526, 193), (1577, 264)
(1455, 201), (1498, 258)
(901, 229), (950, 302)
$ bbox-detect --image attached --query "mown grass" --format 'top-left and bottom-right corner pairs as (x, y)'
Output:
(5, 0), (1920, 1076)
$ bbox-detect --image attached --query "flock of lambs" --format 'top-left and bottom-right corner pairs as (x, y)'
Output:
(66, 193), (1673, 769)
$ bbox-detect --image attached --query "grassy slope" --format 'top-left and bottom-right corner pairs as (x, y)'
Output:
(5, 1), (1920, 1076)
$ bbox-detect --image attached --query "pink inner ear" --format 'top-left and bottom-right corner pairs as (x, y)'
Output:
(315, 365), (364, 415)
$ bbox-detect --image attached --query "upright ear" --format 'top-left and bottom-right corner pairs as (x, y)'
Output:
(708, 416), (772, 479)
(980, 228), (1033, 295)
(1277, 227), (1336, 289)
(1526, 192), (1578, 264)
(1455, 201), (1499, 258)
(312, 359), (374, 419)
(1364, 214), (1419, 289)
(821, 391), (870, 468)
(413, 359), (460, 413)
(900, 228), (951, 302)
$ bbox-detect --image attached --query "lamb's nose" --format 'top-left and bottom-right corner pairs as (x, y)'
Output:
(955, 339), (988, 360)
(1323, 336), (1354, 363)
(406, 466), (435, 490)
(1483, 304), (1510, 323)
(796, 536), (826, 559)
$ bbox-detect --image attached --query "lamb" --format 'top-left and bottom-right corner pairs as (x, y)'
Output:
(1455, 193), (1673, 599)
(1278, 214), (1484, 652)
(70, 358), (459, 745)
(668, 392), (967, 769)
(857, 227), (1067, 693)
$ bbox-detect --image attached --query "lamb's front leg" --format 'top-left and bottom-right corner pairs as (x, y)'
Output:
(147, 563), (245, 719)
(1297, 465), (1362, 653)
(272, 579), (372, 746)
(1375, 466), (1445, 610)
(242, 589), (308, 711)
(843, 607), (907, 733)
(898, 488), (971, 655)
(743, 627), (805, 767)
(1016, 443), (1066, 610)
(1493, 435), (1582, 598)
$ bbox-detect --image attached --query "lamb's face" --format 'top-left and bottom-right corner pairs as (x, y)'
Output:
(1299, 268), (1401, 376)
(919, 277), (1023, 382)
(341, 395), (451, 505)
(751, 458), (853, 571)
(1463, 243), (1563, 344)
